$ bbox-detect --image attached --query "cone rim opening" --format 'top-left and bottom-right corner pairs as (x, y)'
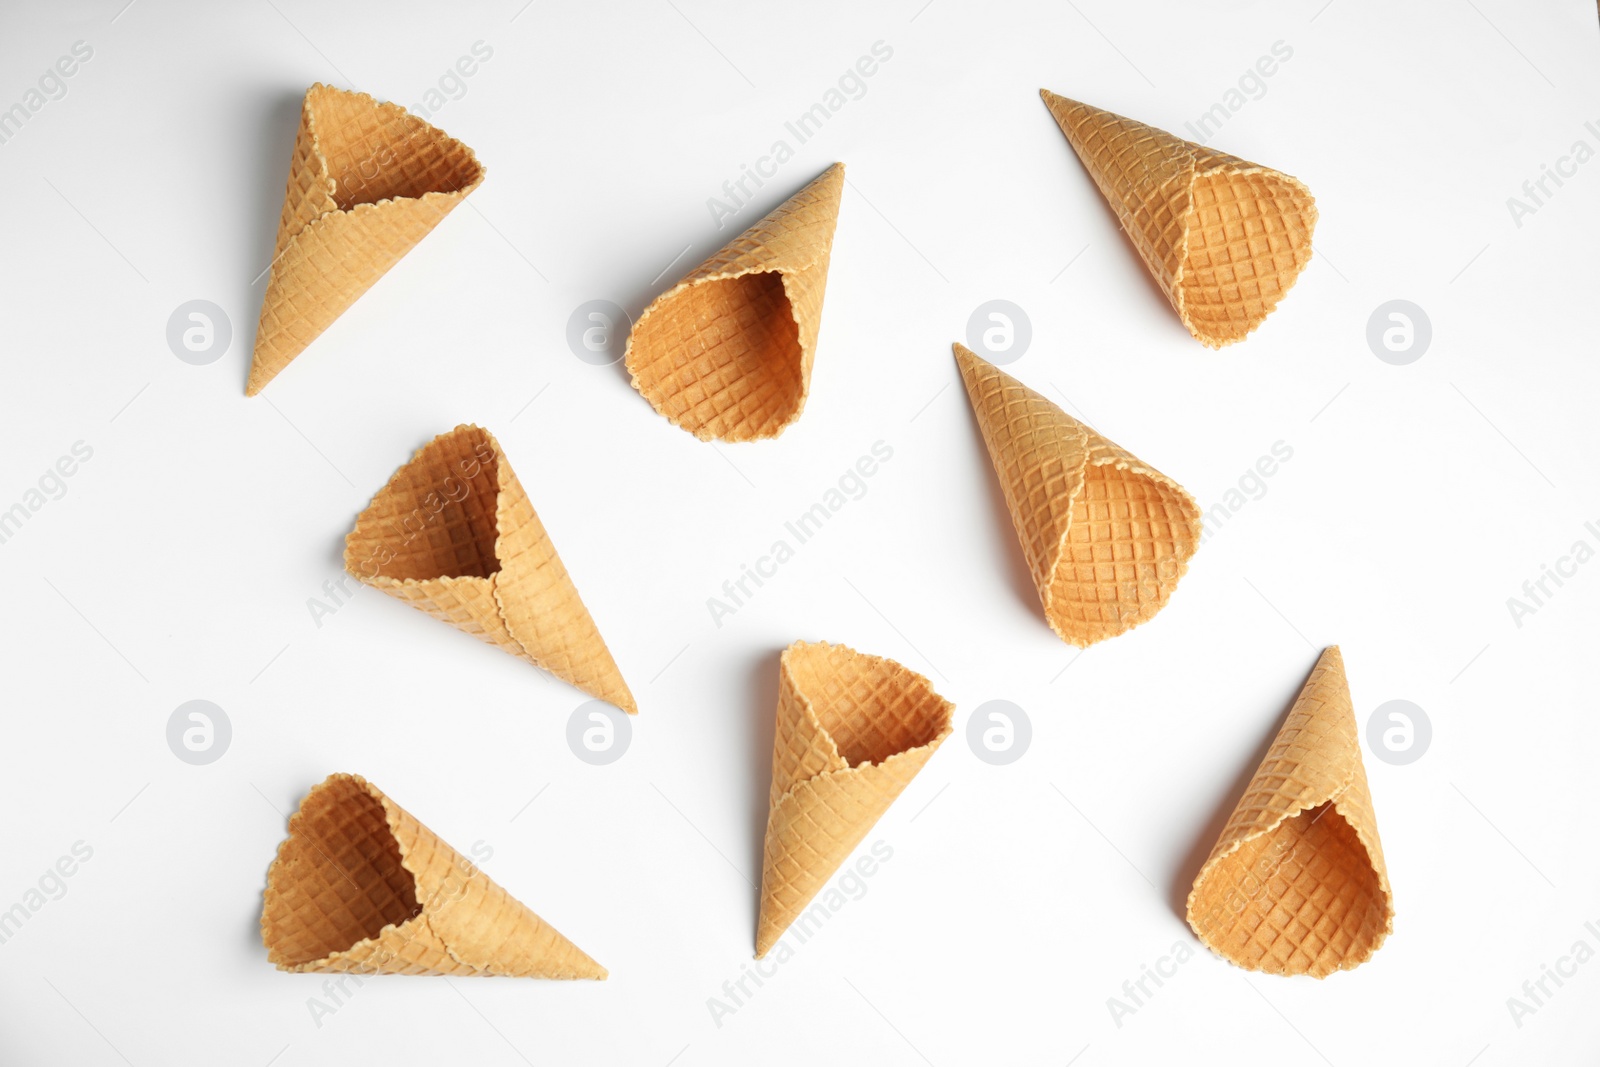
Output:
(1187, 799), (1391, 976)
(625, 270), (807, 441)
(1042, 457), (1201, 647)
(781, 641), (954, 771)
(263, 774), (425, 969)
(1172, 164), (1317, 348)
(344, 425), (507, 587)
(304, 82), (486, 215)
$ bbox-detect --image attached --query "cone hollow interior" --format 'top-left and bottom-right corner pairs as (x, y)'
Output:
(626, 270), (806, 441)
(313, 85), (482, 211)
(785, 642), (949, 769)
(1188, 800), (1388, 977)
(346, 426), (503, 586)
(1185, 647), (1393, 977)
(625, 163), (843, 441)
(263, 775), (420, 968)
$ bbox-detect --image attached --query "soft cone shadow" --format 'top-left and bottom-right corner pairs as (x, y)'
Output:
(247, 781), (296, 960)
(238, 89), (306, 394)
(605, 229), (708, 394)
(952, 360), (1048, 615)
(243, 896), (267, 959)
(324, 526), (349, 570)
(1165, 676), (1305, 923)
(1094, 199), (1184, 342)
(741, 647), (782, 937)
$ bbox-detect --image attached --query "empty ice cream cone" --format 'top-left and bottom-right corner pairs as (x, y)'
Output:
(756, 641), (953, 957)
(261, 773), (606, 978)
(954, 344), (1201, 646)
(625, 163), (845, 441)
(1187, 647), (1394, 977)
(344, 424), (636, 713)
(248, 84), (484, 394)
(1040, 91), (1315, 348)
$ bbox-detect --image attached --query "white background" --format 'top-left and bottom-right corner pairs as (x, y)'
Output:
(2, 1), (1598, 1064)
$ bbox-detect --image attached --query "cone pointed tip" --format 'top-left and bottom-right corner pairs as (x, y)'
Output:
(951, 341), (981, 365)
(811, 161), (847, 201)
(245, 347), (273, 396)
(952, 342), (995, 385)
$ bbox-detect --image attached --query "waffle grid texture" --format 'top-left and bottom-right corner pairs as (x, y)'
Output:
(955, 345), (1201, 647)
(260, 773), (606, 978)
(1041, 91), (1316, 348)
(756, 641), (953, 957)
(624, 164), (844, 441)
(248, 84), (485, 394)
(1187, 647), (1394, 977)
(344, 424), (636, 713)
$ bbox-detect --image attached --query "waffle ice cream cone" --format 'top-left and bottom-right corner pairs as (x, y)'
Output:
(624, 163), (845, 441)
(954, 344), (1200, 647)
(1040, 91), (1316, 348)
(1186, 647), (1393, 977)
(261, 773), (606, 978)
(345, 424), (636, 713)
(248, 84), (485, 395)
(756, 641), (953, 958)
